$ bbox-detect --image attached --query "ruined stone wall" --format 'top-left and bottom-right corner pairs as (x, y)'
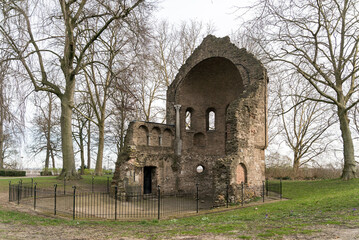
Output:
(112, 121), (178, 194)
(113, 35), (268, 208)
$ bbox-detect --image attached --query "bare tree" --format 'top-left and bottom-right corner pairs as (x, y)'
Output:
(72, 100), (89, 175)
(0, 44), (25, 169)
(276, 74), (335, 176)
(30, 92), (60, 174)
(242, 0), (359, 179)
(108, 70), (139, 157)
(0, 0), (148, 178)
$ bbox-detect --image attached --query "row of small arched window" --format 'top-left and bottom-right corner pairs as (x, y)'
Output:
(185, 108), (216, 131)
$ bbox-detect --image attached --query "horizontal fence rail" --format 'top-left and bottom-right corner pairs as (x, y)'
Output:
(9, 179), (283, 220)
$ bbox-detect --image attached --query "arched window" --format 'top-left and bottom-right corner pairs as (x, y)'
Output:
(185, 108), (193, 130)
(137, 125), (149, 146)
(206, 108), (216, 131)
(150, 127), (161, 146)
(236, 163), (248, 184)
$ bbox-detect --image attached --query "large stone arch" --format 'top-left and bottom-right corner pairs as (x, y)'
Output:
(166, 35), (266, 125)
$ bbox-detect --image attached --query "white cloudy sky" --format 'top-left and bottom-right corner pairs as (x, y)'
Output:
(156, 0), (250, 37)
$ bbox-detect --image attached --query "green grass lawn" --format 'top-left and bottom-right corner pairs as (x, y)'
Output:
(1, 177), (359, 239)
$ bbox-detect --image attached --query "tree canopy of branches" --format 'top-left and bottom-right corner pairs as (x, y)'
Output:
(0, 0), (148, 178)
(243, 0), (359, 180)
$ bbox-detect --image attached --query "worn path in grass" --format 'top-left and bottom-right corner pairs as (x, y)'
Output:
(1, 177), (359, 239)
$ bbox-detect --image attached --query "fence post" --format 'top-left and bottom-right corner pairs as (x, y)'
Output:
(226, 183), (229, 208)
(262, 181), (265, 203)
(107, 177), (110, 193)
(31, 178), (34, 197)
(8, 181), (11, 202)
(280, 178), (282, 200)
(17, 182), (20, 205)
(115, 186), (118, 220)
(20, 179), (22, 200)
(265, 178), (269, 197)
(157, 185), (161, 220)
(54, 184), (57, 215)
(241, 182), (244, 207)
(34, 183), (37, 210)
(92, 176), (94, 193)
(196, 183), (199, 213)
(72, 186), (76, 220)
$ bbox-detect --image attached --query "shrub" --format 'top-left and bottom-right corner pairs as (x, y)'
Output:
(40, 171), (53, 176)
(41, 168), (61, 176)
(79, 169), (113, 175)
(265, 166), (342, 180)
(0, 169), (26, 176)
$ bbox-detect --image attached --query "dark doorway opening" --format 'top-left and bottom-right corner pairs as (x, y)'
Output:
(144, 166), (156, 194)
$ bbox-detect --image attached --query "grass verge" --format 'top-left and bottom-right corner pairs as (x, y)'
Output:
(1, 178), (359, 239)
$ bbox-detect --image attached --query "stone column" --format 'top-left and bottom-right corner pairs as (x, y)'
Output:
(174, 104), (182, 155)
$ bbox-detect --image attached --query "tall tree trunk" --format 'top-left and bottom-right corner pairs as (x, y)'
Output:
(44, 148), (50, 175)
(44, 94), (53, 175)
(0, 116), (3, 169)
(50, 147), (55, 169)
(119, 95), (125, 152)
(59, 91), (78, 179)
(87, 120), (91, 169)
(0, 75), (3, 169)
(95, 121), (104, 175)
(338, 107), (356, 180)
(79, 126), (85, 175)
(293, 155), (300, 179)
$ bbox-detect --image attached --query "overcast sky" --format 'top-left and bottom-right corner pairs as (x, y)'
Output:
(156, 0), (249, 37)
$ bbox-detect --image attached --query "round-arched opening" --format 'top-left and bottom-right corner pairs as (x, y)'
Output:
(177, 57), (244, 107)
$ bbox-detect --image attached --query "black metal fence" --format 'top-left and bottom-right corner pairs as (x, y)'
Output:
(9, 179), (283, 220)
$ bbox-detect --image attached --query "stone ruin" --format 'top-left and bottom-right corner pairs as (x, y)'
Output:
(112, 35), (268, 206)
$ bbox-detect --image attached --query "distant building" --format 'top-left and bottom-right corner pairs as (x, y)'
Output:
(112, 35), (268, 206)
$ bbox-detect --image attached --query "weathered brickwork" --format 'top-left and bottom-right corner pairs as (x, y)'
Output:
(112, 35), (268, 206)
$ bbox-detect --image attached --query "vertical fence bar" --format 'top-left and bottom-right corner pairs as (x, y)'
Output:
(64, 177), (66, 195)
(92, 176), (94, 193)
(17, 182), (20, 205)
(157, 185), (161, 220)
(72, 186), (76, 220)
(265, 178), (269, 197)
(262, 181), (265, 202)
(31, 178), (33, 197)
(8, 181), (11, 202)
(280, 178), (282, 200)
(196, 183), (199, 213)
(34, 183), (37, 210)
(107, 177), (109, 193)
(226, 183), (229, 208)
(241, 182), (244, 207)
(54, 184), (57, 215)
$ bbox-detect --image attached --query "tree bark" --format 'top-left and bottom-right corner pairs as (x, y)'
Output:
(87, 120), (91, 169)
(44, 94), (53, 175)
(95, 121), (104, 175)
(79, 125), (85, 175)
(50, 147), (55, 169)
(59, 90), (79, 179)
(338, 107), (356, 180)
(0, 73), (4, 169)
(0, 110), (3, 169)
(293, 154), (300, 179)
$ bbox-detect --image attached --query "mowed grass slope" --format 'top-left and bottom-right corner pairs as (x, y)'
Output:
(0, 177), (359, 239)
